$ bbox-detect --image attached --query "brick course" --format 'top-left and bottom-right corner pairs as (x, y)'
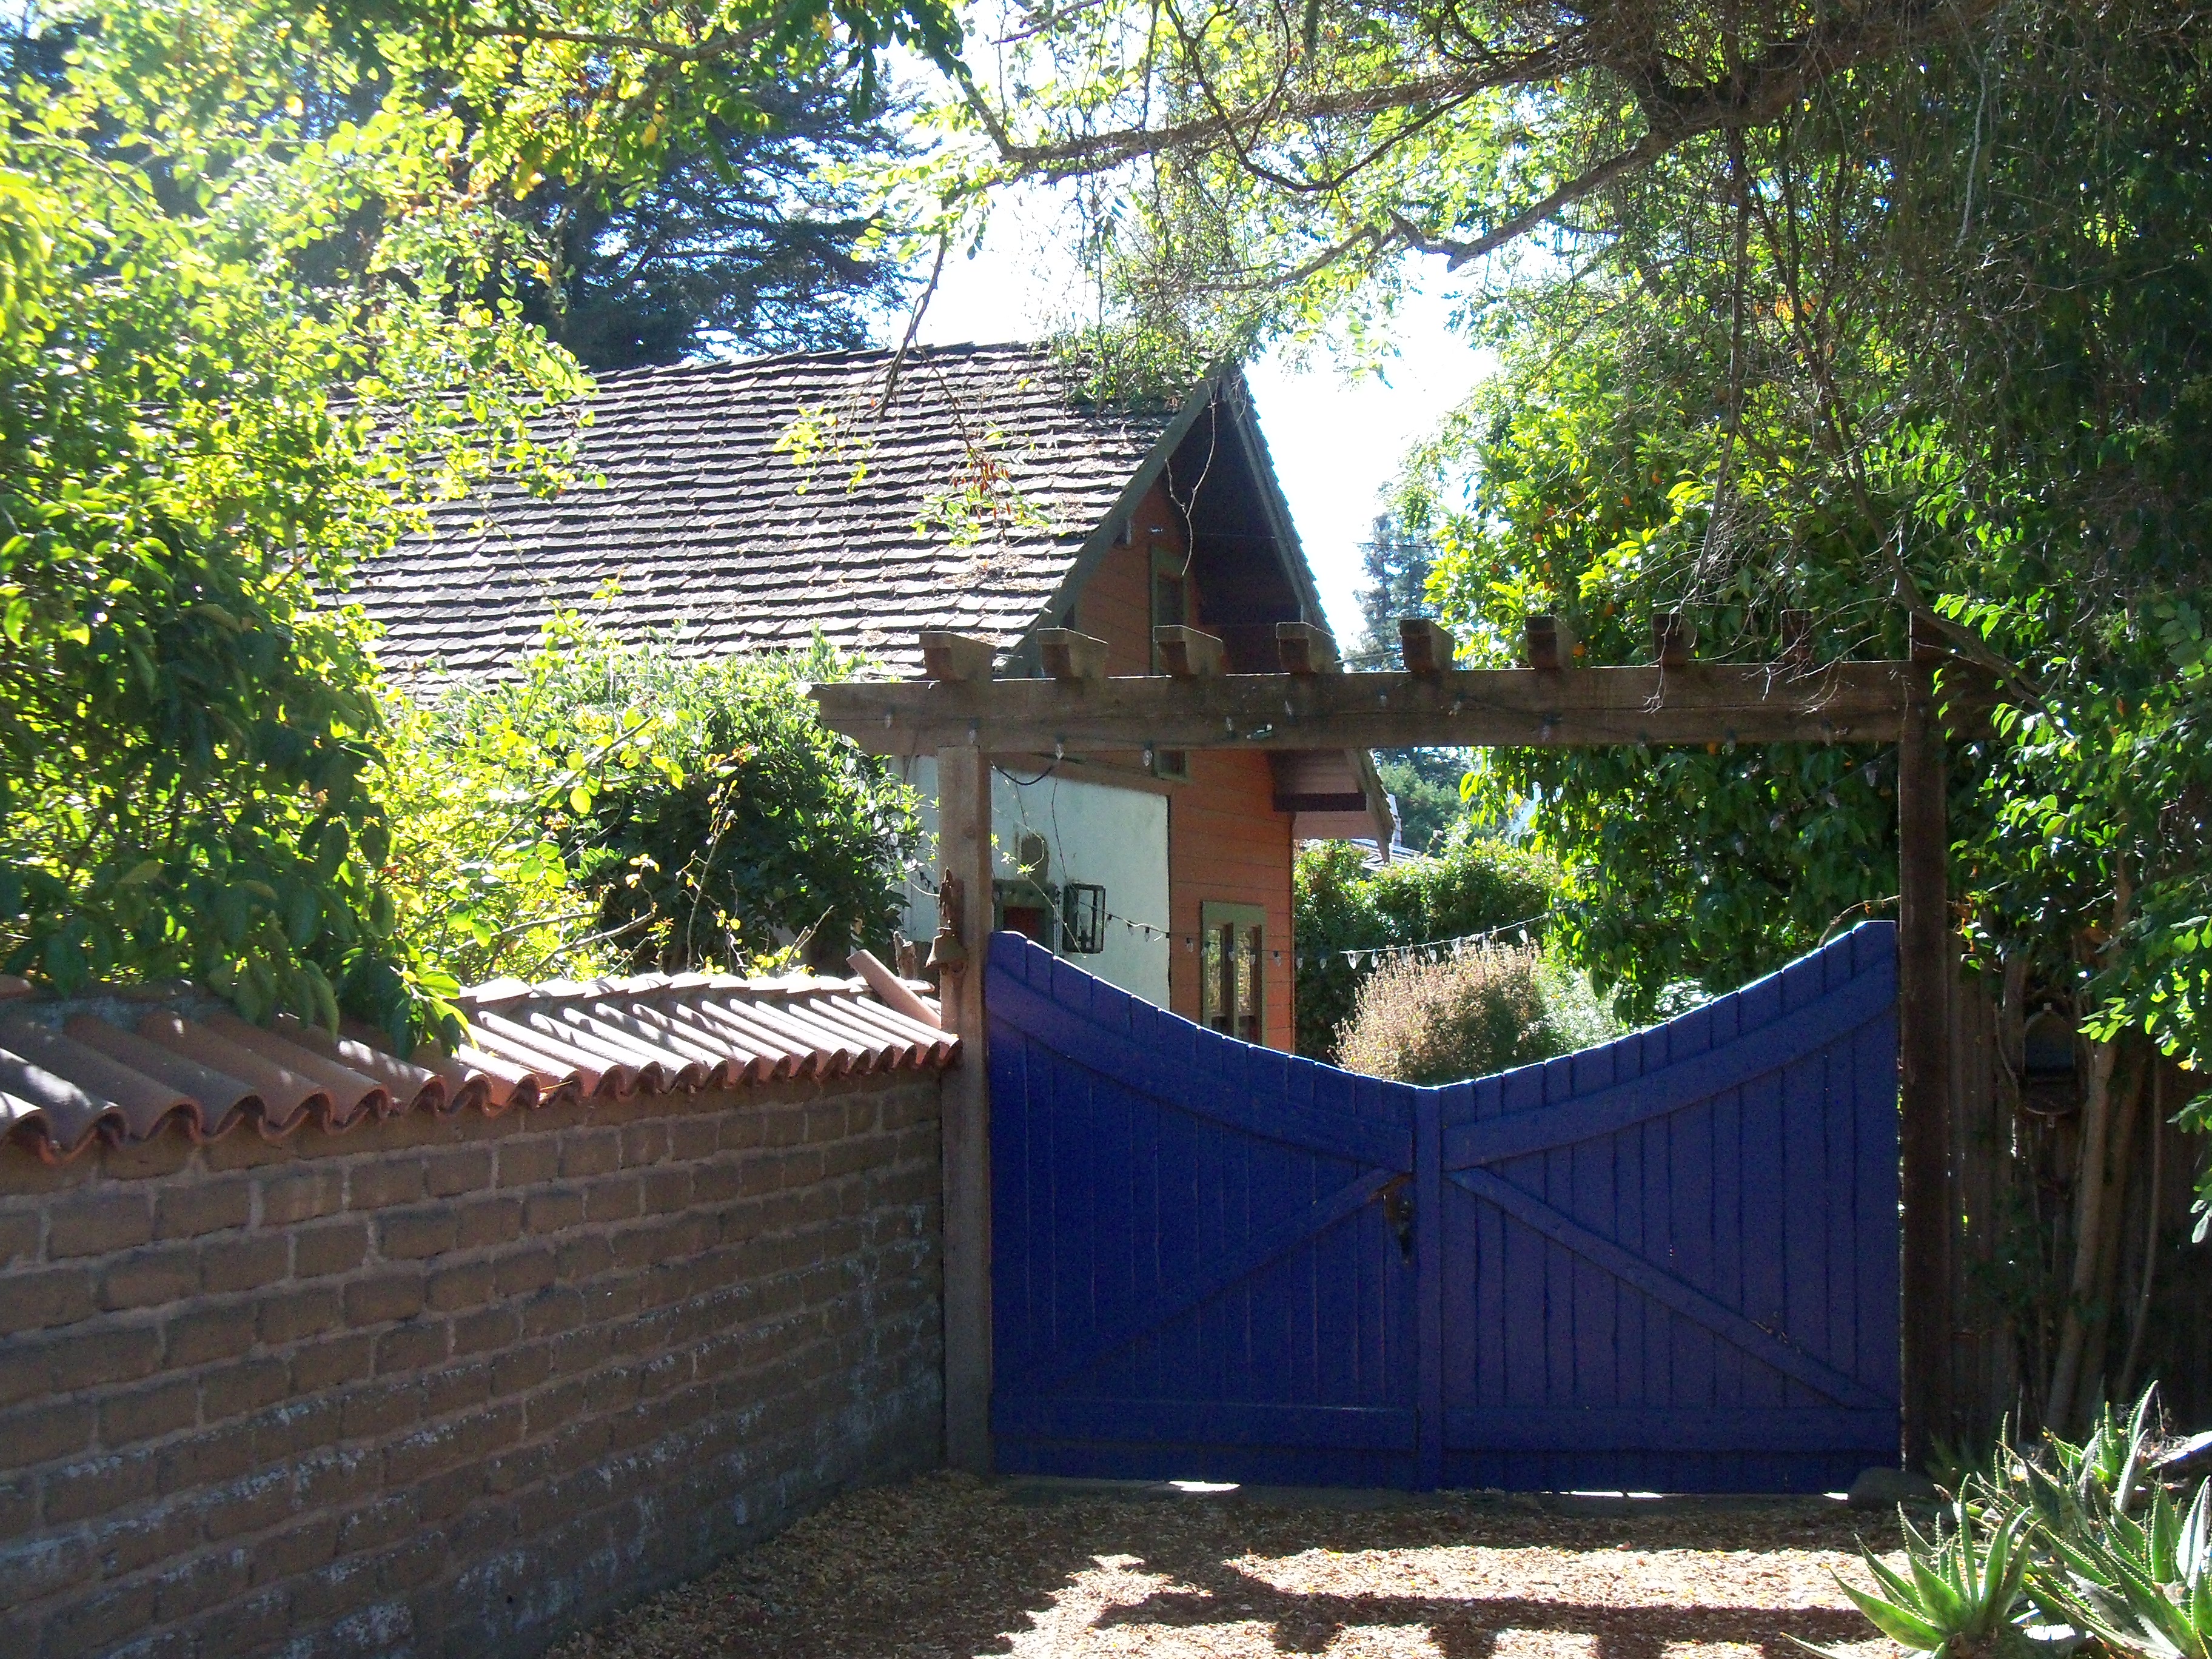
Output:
(0, 1070), (943, 1658)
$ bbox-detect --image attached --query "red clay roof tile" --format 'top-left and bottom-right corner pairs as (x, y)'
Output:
(0, 953), (950, 1164)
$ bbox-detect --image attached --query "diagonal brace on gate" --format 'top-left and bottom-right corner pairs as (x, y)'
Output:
(1446, 1167), (1891, 1410)
(1004, 1166), (1403, 1393)
(1441, 964), (1894, 1167)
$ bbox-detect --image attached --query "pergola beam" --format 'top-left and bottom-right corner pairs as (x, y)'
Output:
(813, 662), (1919, 756)
(833, 626), (1977, 1474)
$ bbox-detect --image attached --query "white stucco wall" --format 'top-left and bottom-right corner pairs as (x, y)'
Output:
(899, 757), (1171, 1005)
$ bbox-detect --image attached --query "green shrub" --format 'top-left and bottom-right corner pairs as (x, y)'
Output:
(1335, 942), (1617, 1086)
(380, 612), (920, 1000)
(1294, 825), (1562, 1061)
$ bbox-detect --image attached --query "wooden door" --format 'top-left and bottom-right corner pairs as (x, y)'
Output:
(988, 934), (1420, 1486)
(1435, 922), (1901, 1492)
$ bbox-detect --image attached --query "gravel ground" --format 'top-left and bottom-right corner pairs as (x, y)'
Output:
(552, 1473), (1906, 1659)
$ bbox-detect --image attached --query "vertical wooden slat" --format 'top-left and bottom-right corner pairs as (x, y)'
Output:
(1897, 671), (1956, 1463)
(937, 745), (994, 1473)
(1416, 1090), (1444, 1488)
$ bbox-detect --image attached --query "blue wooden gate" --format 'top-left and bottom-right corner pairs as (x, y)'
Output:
(987, 922), (1900, 1492)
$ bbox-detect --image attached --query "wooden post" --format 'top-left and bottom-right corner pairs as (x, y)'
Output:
(934, 744), (994, 1472)
(1897, 660), (1955, 1465)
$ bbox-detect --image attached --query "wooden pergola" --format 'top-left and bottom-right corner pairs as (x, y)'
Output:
(813, 612), (1968, 1472)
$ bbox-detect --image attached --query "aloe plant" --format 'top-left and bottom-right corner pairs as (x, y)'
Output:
(1797, 1497), (2037, 1658)
(2035, 1476), (2212, 1658)
(1821, 1385), (2210, 1659)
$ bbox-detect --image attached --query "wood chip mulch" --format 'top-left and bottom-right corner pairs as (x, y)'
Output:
(551, 1473), (1906, 1659)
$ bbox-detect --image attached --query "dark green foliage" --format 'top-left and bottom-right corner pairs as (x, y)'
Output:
(523, 85), (916, 370)
(1293, 831), (1560, 1062)
(0, 2), (591, 1041)
(1407, 4), (2212, 1196)
(416, 620), (920, 977)
(0, 0), (962, 1043)
(1353, 512), (1477, 853)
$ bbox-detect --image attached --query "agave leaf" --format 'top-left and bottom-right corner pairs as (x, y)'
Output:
(1905, 1535), (1970, 1626)
(2117, 1386), (2160, 1512)
(1865, 1548), (1925, 1605)
(1835, 1574), (1950, 1649)
(1984, 1508), (2028, 1603)
(2151, 1485), (2182, 1583)
(2178, 1481), (2210, 1589)
(2026, 1460), (2080, 1530)
(2044, 1524), (2123, 1589)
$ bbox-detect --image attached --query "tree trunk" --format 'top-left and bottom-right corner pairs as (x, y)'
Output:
(2047, 1031), (2118, 1436)
(2118, 1064), (2165, 1400)
(2069, 1046), (2148, 1429)
(2046, 869), (2134, 1436)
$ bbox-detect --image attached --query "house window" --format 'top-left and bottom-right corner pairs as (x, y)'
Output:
(1199, 902), (1265, 1044)
(1149, 545), (1187, 671)
(995, 880), (1057, 951)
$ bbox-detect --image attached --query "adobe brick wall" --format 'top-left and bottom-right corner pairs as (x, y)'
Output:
(0, 1070), (944, 1658)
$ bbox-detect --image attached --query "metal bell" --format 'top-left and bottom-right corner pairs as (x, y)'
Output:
(927, 927), (968, 971)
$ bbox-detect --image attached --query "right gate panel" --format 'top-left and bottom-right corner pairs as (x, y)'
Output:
(1435, 921), (1900, 1492)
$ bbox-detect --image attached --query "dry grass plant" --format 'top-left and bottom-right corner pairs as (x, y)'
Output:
(1338, 942), (1563, 1087)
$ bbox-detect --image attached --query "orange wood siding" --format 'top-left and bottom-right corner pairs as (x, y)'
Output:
(1168, 748), (1296, 1049)
(1067, 481), (1298, 1050)
(1071, 483), (1188, 675)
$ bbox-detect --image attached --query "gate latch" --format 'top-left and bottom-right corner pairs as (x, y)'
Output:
(1378, 1176), (1415, 1264)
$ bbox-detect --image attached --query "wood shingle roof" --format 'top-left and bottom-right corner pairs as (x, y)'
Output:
(356, 342), (1187, 677)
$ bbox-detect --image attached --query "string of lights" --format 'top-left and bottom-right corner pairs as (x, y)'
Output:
(1302, 911), (1553, 972)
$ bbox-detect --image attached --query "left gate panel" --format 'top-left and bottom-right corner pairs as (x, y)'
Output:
(988, 934), (1421, 1486)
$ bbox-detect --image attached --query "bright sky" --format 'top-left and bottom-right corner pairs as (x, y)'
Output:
(886, 201), (1495, 640)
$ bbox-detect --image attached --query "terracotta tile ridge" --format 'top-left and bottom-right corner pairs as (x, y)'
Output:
(496, 1002), (679, 1094)
(426, 1040), (545, 1111)
(574, 998), (743, 1084)
(727, 999), (864, 1075)
(779, 999), (903, 1069)
(698, 996), (853, 1076)
(0, 1036), (130, 1161)
(203, 1011), (396, 1119)
(538, 1002), (712, 1093)
(1, 1013), (206, 1143)
(669, 997), (817, 1079)
(275, 1014), (454, 1113)
(133, 1009), (340, 1134)
(459, 1009), (607, 1095)
(59, 1014), (265, 1140)
(612, 1000), (766, 1085)
(666, 997), (812, 1079)
(818, 995), (957, 1067)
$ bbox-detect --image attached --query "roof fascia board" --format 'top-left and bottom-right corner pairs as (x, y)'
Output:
(1014, 369), (1225, 666)
(1215, 367), (1333, 629)
(1208, 369), (1398, 842)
